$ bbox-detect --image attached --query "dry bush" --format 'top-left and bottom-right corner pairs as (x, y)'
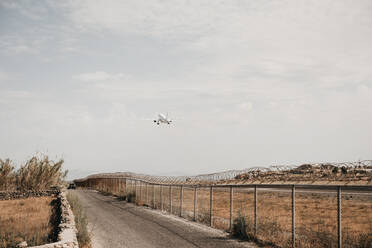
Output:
(196, 209), (211, 225)
(295, 227), (337, 248)
(346, 232), (372, 248)
(16, 156), (67, 191)
(0, 159), (16, 191)
(0, 196), (58, 247)
(0, 155), (67, 191)
(127, 192), (136, 203)
(232, 213), (253, 241)
(233, 214), (285, 247)
(117, 190), (127, 201)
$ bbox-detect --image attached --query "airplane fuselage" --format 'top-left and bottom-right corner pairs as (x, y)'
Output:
(154, 113), (172, 125)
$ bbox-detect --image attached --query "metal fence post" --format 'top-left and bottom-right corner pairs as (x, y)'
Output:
(113, 178), (115, 193)
(193, 186), (197, 221)
(135, 180), (137, 203)
(109, 178), (112, 193)
(128, 179), (131, 196)
(170, 185), (173, 214)
(112, 178), (114, 193)
(125, 178), (128, 197)
(130, 180), (132, 194)
(118, 178), (120, 193)
(254, 185), (257, 236)
(139, 181), (141, 202)
(146, 182), (149, 205)
(180, 186), (183, 217)
(160, 185), (163, 211)
(129, 179), (131, 197)
(115, 178), (117, 194)
(230, 186), (233, 231)
(117, 178), (119, 193)
(133, 180), (135, 195)
(338, 186), (342, 248)
(292, 185), (295, 248)
(153, 184), (156, 208)
(210, 186), (213, 227)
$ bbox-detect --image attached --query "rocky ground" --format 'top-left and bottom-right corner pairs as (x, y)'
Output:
(231, 163), (372, 185)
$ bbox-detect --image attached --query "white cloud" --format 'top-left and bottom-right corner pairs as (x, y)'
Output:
(0, 71), (10, 82)
(237, 102), (253, 111)
(74, 71), (126, 82)
(0, 0), (48, 20)
(62, 0), (372, 97)
(0, 36), (38, 54)
(1, 0), (372, 176)
(0, 33), (56, 55)
(64, 0), (227, 40)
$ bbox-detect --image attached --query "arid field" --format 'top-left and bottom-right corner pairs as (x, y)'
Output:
(0, 196), (58, 248)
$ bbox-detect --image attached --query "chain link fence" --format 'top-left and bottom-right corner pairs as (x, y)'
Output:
(74, 161), (372, 248)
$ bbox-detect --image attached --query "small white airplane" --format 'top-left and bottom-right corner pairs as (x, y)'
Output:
(154, 113), (172, 125)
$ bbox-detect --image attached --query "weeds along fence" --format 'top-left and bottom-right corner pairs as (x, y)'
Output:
(75, 177), (372, 248)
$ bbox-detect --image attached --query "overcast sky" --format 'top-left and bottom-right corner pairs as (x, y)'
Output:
(1, 0), (371, 179)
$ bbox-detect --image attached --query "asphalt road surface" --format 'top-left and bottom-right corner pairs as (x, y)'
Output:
(71, 189), (256, 248)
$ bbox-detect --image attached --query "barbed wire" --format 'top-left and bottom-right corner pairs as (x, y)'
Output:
(75, 160), (372, 184)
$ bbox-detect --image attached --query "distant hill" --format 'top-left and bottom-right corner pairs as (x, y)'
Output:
(232, 161), (372, 185)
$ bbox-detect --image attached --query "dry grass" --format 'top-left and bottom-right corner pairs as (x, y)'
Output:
(0, 196), (58, 247)
(193, 188), (372, 247)
(66, 192), (91, 248)
(90, 179), (372, 247)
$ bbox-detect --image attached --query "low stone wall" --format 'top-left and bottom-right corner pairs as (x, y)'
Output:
(0, 190), (59, 201)
(29, 191), (79, 248)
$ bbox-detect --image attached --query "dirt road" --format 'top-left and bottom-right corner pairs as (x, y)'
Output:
(71, 189), (256, 248)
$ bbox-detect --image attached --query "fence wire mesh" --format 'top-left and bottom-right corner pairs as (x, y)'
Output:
(74, 161), (372, 248)
(75, 160), (372, 185)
